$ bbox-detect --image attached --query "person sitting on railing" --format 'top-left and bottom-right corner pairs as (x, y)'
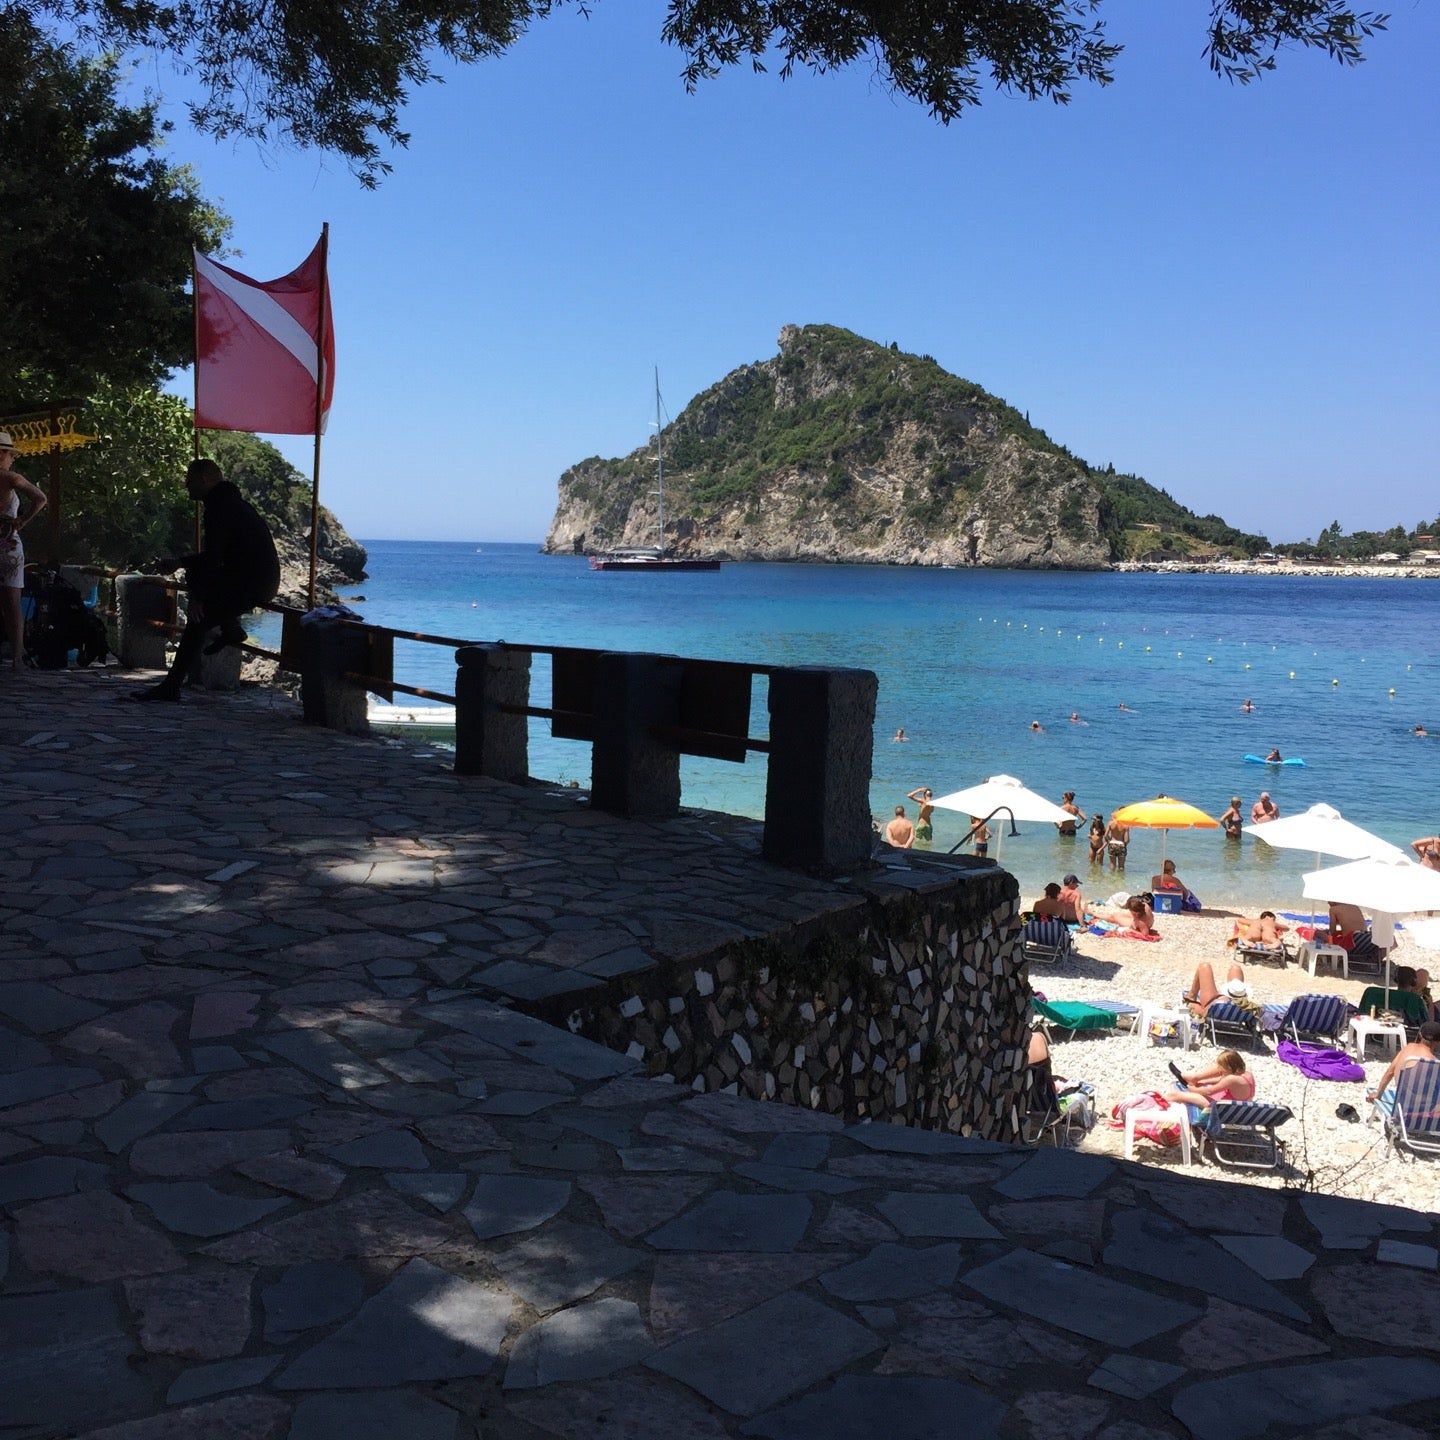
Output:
(130, 458), (280, 703)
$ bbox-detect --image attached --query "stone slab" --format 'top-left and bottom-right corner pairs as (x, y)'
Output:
(877, 1191), (1002, 1240)
(263, 1261), (367, 1341)
(577, 1175), (712, 1238)
(388, 1171), (469, 1212)
(963, 1248), (1200, 1346)
(995, 1147), (1113, 1200)
(166, 1355), (283, 1405)
(127, 1181), (290, 1237)
(277, 1258), (513, 1389)
(1088, 1354), (1186, 1398)
(647, 1191), (811, 1253)
(820, 1242), (962, 1302)
(463, 1174), (571, 1240)
(1311, 1265), (1440, 1352)
(508, 1375), (732, 1440)
(742, 1374), (1007, 1440)
(16, 1191), (184, 1280)
(1214, 1234), (1316, 1281)
(1172, 1357), (1440, 1440)
(505, 1296), (653, 1388)
(646, 1292), (881, 1416)
(491, 1220), (644, 1313)
(125, 1269), (254, 1359)
(649, 1253), (837, 1343)
(0, 1286), (150, 1431)
(325, 1128), (430, 1170)
(288, 1391), (459, 1440)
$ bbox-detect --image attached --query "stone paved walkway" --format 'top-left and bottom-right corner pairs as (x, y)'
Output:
(3, 669), (1439, 1440)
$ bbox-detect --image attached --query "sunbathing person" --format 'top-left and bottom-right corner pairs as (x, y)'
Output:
(1090, 894), (1157, 937)
(1151, 859), (1197, 903)
(1057, 873), (1085, 924)
(1031, 883), (1071, 921)
(1327, 900), (1367, 947)
(1181, 961), (1254, 1016)
(1162, 1050), (1256, 1124)
(1358, 967), (1432, 1026)
(1366, 1022), (1440, 1117)
(1229, 911), (1288, 950)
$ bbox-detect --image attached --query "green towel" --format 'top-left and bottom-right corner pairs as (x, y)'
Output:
(1358, 987), (1429, 1026)
(1032, 999), (1118, 1033)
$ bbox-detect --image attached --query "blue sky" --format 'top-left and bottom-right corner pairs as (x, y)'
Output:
(146, 2), (1439, 544)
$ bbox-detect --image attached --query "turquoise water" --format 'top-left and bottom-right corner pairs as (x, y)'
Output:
(264, 541), (1440, 909)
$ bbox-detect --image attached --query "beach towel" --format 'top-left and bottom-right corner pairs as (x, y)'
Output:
(1032, 999), (1118, 1033)
(1277, 1039), (1365, 1082)
(1182, 891), (1202, 913)
(1111, 1090), (1182, 1147)
(1099, 927), (1161, 942)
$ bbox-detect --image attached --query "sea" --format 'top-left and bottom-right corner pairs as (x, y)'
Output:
(258, 541), (1440, 912)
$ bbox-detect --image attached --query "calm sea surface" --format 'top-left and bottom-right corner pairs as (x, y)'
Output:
(264, 541), (1440, 910)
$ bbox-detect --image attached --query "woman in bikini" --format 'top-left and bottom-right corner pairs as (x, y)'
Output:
(1181, 960), (1252, 1017)
(1088, 814), (1106, 867)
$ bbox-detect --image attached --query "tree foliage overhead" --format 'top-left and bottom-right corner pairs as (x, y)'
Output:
(22, 2), (1389, 184)
(0, 11), (229, 405)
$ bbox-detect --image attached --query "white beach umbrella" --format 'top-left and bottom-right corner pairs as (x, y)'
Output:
(1302, 855), (1440, 1005)
(1247, 803), (1406, 926)
(931, 774), (1071, 861)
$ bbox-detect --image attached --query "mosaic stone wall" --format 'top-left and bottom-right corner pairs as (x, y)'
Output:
(562, 869), (1030, 1142)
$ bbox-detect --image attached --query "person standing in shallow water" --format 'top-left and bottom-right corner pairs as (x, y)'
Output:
(907, 787), (934, 845)
(1056, 791), (1085, 837)
(1088, 814), (1106, 867)
(1220, 796), (1244, 840)
(130, 459), (280, 703)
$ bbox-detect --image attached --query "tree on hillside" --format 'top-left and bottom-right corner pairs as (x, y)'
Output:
(0, 11), (229, 406)
(21, 2), (1390, 184)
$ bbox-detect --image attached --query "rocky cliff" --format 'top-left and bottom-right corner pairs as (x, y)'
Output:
(544, 325), (1260, 568)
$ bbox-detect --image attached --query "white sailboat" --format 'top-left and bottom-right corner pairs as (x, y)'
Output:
(590, 370), (719, 572)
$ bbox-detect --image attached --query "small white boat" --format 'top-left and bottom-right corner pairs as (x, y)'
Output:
(367, 700), (456, 739)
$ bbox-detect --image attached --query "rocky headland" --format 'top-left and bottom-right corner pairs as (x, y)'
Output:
(543, 324), (1258, 569)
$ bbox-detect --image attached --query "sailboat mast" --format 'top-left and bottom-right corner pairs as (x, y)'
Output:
(654, 367), (665, 552)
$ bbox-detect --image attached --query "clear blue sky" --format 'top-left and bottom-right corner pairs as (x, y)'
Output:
(145, 1), (1439, 544)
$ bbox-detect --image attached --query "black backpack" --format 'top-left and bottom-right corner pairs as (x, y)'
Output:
(23, 567), (110, 669)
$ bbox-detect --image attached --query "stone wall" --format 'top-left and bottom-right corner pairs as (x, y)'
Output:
(557, 862), (1031, 1142)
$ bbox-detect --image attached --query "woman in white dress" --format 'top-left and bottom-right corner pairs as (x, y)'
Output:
(0, 432), (49, 670)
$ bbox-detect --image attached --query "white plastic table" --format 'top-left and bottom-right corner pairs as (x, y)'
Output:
(1123, 1105), (1193, 1164)
(1298, 939), (1349, 979)
(1137, 1003), (1196, 1051)
(1349, 1014), (1405, 1060)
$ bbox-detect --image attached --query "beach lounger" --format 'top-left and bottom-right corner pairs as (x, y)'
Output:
(1276, 993), (1349, 1045)
(1031, 999), (1118, 1038)
(1019, 916), (1073, 966)
(1236, 940), (1288, 968)
(1198, 1100), (1293, 1170)
(1200, 1000), (1264, 1054)
(1344, 932), (1386, 977)
(1380, 1060), (1440, 1160)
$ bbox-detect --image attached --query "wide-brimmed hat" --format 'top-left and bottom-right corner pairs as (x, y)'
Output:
(0, 432), (14, 449)
(1224, 979), (1253, 999)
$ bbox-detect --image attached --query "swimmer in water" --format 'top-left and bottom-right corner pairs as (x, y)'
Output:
(1069, 711), (1085, 724)
(1241, 698), (1255, 714)
(1029, 720), (1044, 732)
(1416, 725), (1429, 738)
(893, 728), (907, 743)
(1118, 702), (1135, 714)
(1265, 747), (1282, 762)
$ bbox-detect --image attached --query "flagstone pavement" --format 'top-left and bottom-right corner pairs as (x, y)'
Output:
(2, 668), (1439, 1440)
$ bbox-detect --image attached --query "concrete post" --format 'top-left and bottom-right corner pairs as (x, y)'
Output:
(189, 640), (244, 692)
(763, 666), (877, 872)
(454, 643), (531, 781)
(298, 618), (370, 734)
(590, 652), (681, 819)
(115, 575), (170, 669)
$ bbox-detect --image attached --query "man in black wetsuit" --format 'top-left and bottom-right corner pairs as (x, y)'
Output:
(132, 458), (280, 702)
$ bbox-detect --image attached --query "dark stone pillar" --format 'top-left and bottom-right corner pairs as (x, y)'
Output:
(454, 643), (531, 781)
(299, 619), (370, 734)
(590, 653), (681, 819)
(763, 666), (877, 871)
(115, 575), (169, 669)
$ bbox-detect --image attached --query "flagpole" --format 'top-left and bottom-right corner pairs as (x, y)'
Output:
(307, 222), (330, 610)
(190, 248), (202, 554)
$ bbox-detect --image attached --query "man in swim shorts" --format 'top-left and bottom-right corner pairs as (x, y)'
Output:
(1251, 793), (1279, 823)
(1104, 817), (1130, 871)
(884, 805), (914, 849)
(1367, 1022), (1440, 1117)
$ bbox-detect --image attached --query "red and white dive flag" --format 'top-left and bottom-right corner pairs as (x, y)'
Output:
(193, 236), (334, 434)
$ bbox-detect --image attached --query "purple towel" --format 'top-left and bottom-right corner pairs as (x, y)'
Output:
(1277, 1039), (1365, 1082)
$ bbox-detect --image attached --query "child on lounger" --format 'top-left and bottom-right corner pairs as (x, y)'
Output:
(1162, 1050), (1256, 1128)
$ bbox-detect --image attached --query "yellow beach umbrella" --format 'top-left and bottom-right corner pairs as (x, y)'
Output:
(1112, 794), (1219, 872)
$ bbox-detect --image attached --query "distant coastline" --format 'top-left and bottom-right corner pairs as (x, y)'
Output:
(1114, 559), (1440, 580)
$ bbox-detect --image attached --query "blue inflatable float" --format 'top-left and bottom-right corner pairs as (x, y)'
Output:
(1244, 754), (1306, 766)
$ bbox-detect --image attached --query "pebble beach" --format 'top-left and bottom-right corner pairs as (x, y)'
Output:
(1037, 909), (1440, 1210)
